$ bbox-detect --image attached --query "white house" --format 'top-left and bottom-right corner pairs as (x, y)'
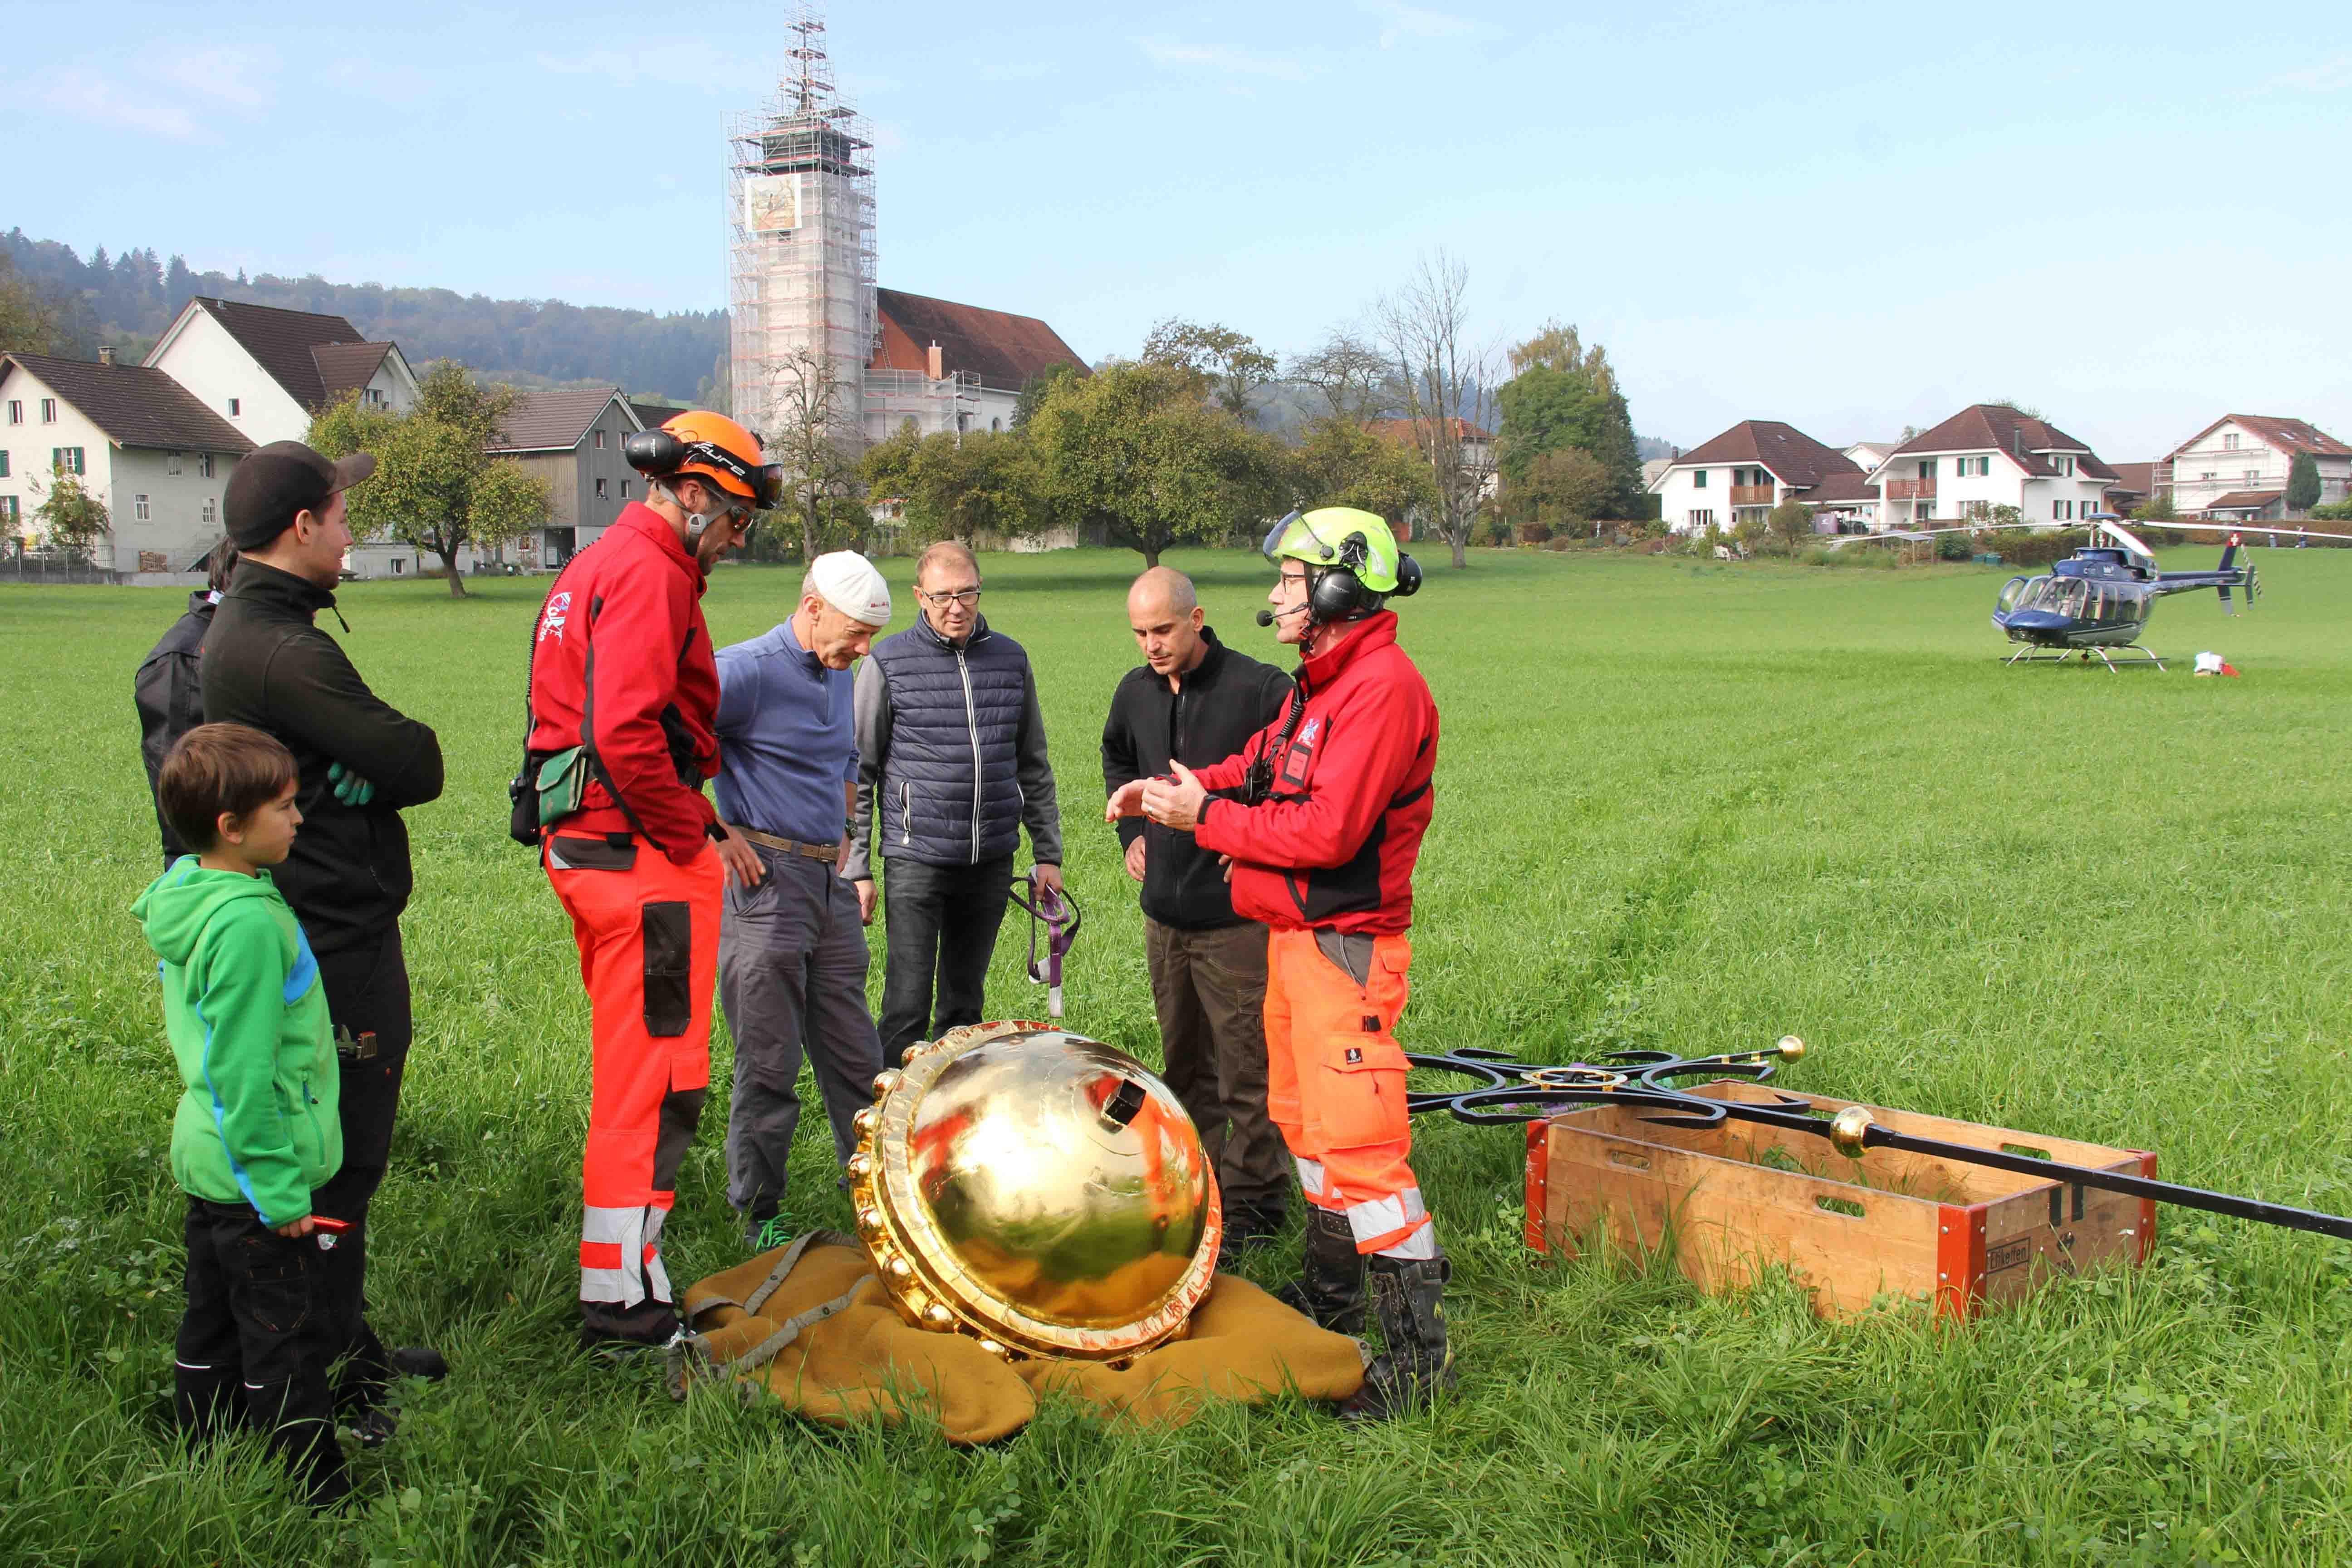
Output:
(2159, 414), (2352, 519)
(1863, 405), (2116, 528)
(0, 351), (251, 579)
(146, 297), (417, 448)
(1843, 439), (1897, 472)
(1648, 420), (1876, 534)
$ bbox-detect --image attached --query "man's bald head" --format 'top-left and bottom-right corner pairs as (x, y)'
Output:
(1127, 566), (1207, 681)
(1128, 566), (1197, 620)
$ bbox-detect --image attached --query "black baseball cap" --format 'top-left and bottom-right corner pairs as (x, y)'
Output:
(224, 441), (376, 549)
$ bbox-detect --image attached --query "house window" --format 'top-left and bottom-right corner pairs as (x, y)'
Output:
(0, 496), (17, 523)
(2223, 433), (2240, 451)
(620, 480), (631, 498)
(1918, 460), (1938, 479)
(2200, 471), (2215, 481)
(1693, 469), (1708, 488)
(391, 557), (404, 575)
(2244, 469), (2259, 481)
(40, 399), (57, 423)
(2062, 457), (2075, 476)
(135, 494), (151, 521)
(0, 451), (8, 477)
(201, 499), (216, 525)
(595, 477), (609, 499)
(5, 401), (19, 425)
(168, 451), (184, 475)
(594, 430), (606, 449)
(365, 388), (385, 408)
(1688, 508), (1715, 528)
(228, 398), (240, 416)
(51, 447), (85, 475)
(198, 453), (215, 479)
(991, 417), (1003, 433)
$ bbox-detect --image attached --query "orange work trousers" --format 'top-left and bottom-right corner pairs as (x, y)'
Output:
(1261, 927), (1436, 1259)
(544, 832), (720, 1335)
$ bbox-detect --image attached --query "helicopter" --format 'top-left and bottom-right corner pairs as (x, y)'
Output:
(1987, 516), (2256, 671)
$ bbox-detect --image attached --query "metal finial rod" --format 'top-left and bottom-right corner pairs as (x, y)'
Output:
(1405, 1039), (2352, 1241)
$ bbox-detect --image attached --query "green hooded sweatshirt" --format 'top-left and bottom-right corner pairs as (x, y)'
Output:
(132, 857), (340, 1226)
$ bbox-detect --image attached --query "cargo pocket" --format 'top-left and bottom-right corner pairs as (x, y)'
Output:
(235, 1236), (314, 1336)
(641, 901), (693, 1037)
(1313, 1037), (1411, 1150)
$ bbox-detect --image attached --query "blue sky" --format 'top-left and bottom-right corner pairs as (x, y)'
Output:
(9, 1), (2348, 459)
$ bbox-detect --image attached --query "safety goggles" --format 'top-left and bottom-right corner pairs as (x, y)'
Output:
(679, 438), (787, 511)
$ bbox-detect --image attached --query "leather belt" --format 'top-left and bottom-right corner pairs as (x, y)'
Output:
(730, 825), (839, 861)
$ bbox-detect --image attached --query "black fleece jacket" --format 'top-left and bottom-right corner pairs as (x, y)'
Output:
(135, 590), (216, 864)
(201, 562), (444, 952)
(1101, 627), (1292, 931)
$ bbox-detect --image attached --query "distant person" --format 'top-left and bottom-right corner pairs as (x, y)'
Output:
(135, 540), (238, 863)
(522, 412), (766, 1349)
(2297, 525), (2308, 548)
(1101, 567), (1294, 1255)
(847, 542), (1062, 1057)
(202, 441), (447, 1437)
(135, 722), (349, 1508)
(712, 552), (893, 1251)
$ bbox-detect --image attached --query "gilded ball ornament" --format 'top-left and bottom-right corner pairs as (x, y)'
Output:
(848, 1021), (1222, 1361)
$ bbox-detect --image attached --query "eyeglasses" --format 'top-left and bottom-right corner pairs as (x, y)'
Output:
(920, 588), (982, 608)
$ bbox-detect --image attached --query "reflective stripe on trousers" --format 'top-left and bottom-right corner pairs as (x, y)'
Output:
(1263, 927), (1435, 1259)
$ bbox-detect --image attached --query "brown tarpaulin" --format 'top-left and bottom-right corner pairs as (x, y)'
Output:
(671, 1235), (1366, 1444)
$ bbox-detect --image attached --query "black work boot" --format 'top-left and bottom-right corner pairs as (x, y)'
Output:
(1270, 1208), (1367, 1335)
(1339, 1250), (1455, 1421)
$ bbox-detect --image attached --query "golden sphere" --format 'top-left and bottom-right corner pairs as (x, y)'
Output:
(871, 1069), (904, 1097)
(852, 1107), (879, 1136)
(857, 1023), (1220, 1361)
(846, 1152), (873, 1179)
(1829, 1105), (1875, 1159)
(1777, 1034), (1805, 1062)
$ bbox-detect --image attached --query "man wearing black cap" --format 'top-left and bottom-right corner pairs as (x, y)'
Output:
(201, 439), (448, 1438)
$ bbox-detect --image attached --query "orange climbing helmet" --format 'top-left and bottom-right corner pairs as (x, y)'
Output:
(622, 410), (784, 510)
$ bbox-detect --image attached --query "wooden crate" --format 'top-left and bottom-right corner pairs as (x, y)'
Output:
(1522, 1079), (2156, 1318)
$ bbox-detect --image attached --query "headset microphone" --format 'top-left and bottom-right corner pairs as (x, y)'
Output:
(1256, 602), (1313, 627)
(1255, 608), (1275, 627)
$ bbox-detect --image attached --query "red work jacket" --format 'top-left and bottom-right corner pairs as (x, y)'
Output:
(1193, 612), (1437, 935)
(525, 504), (720, 864)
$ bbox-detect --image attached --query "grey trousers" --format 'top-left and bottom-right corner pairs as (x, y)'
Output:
(717, 846), (884, 1223)
(1144, 917), (1289, 1227)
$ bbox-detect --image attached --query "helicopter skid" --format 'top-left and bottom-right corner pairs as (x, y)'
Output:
(2002, 642), (2164, 672)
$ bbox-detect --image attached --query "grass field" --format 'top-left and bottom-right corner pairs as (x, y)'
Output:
(1, 544), (2347, 1567)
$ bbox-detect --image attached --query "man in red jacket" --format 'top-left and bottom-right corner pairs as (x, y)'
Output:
(524, 410), (775, 1349)
(1107, 507), (1446, 1420)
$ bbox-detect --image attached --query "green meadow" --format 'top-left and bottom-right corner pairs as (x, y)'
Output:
(1, 545), (2346, 1566)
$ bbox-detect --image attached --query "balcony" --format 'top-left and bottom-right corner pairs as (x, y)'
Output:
(1730, 485), (1776, 506)
(1886, 478), (1936, 500)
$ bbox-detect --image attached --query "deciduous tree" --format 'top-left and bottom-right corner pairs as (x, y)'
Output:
(27, 465), (109, 557)
(1377, 251), (1499, 569)
(1141, 318), (1277, 422)
(1025, 361), (1283, 567)
(760, 345), (864, 563)
(1522, 446), (1615, 530)
(1287, 328), (1397, 425)
(859, 426), (1038, 548)
(309, 363), (549, 597)
(1495, 320), (1642, 523)
(0, 252), (65, 357)
(1767, 496), (1815, 552)
(1286, 416), (1436, 526)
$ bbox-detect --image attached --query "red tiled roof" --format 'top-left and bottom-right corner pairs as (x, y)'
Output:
(2106, 461), (2157, 495)
(188, 298), (380, 412)
(1, 353), (255, 454)
(1368, 416), (1495, 450)
(2163, 413), (2352, 461)
(1889, 404), (2119, 481)
(1668, 420), (1859, 489)
(1804, 469), (1879, 503)
(492, 386), (631, 452)
(871, 289), (1088, 393)
(2204, 489), (2285, 510)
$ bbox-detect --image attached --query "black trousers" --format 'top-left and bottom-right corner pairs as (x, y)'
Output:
(176, 1198), (348, 1507)
(877, 855), (1015, 1058)
(311, 926), (412, 1412)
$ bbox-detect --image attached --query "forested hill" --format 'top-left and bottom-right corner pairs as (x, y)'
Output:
(4, 231), (726, 402)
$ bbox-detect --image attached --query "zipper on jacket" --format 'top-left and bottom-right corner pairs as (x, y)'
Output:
(956, 649), (983, 864)
(900, 780), (911, 847)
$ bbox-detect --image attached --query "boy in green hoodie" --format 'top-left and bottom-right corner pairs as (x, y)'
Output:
(133, 722), (348, 1508)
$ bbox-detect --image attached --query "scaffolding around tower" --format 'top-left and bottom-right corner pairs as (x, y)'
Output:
(726, 4), (876, 450)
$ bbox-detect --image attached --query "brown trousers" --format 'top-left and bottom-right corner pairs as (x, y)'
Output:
(1144, 918), (1289, 1226)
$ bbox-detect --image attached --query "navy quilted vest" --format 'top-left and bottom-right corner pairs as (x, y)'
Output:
(873, 615), (1030, 866)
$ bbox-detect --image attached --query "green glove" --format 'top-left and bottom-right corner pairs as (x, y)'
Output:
(328, 762), (376, 806)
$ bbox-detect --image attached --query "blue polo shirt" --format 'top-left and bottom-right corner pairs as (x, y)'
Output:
(713, 615), (860, 845)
